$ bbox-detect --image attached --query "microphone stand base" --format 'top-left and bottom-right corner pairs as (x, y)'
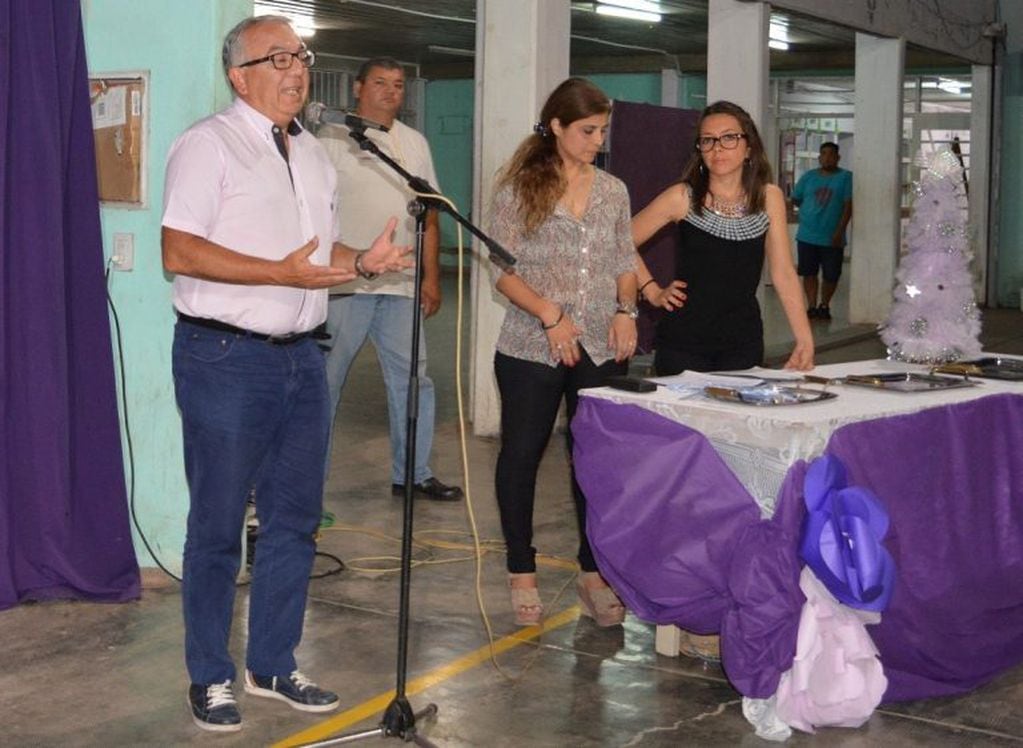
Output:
(296, 699), (439, 747)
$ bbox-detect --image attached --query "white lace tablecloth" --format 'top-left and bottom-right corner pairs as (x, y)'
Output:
(583, 358), (1022, 515)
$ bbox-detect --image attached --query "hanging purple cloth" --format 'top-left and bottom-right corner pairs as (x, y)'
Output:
(0, 0), (140, 609)
(606, 101), (699, 352)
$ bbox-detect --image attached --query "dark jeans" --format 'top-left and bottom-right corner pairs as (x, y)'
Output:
(173, 321), (330, 684)
(494, 349), (627, 574)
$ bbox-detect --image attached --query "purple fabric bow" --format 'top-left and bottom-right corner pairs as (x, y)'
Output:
(799, 455), (895, 612)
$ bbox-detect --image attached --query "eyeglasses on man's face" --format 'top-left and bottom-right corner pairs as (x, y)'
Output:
(238, 48), (316, 71)
(695, 133), (747, 152)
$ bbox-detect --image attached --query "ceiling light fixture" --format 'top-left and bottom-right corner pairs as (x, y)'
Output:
(427, 45), (475, 57)
(600, 0), (663, 11)
(768, 19), (789, 51)
(595, 1), (662, 23)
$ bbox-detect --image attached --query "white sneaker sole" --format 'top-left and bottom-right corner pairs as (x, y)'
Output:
(243, 673), (339, 713)
(187, 697), (242, 732)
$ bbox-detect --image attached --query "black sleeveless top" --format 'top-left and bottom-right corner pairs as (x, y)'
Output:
(655, 197), (770, 356)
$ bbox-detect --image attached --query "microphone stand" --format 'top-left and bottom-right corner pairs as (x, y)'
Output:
(298, 123), (515, 748)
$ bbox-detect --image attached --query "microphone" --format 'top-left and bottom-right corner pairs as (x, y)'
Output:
(305, 102), (390, 132)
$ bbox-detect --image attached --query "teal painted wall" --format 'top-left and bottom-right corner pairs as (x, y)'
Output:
(680, 74), (707, 109)
(589, 72), (661, 104)
(425, 79), (474, 251)
(81, 0), (252, 570)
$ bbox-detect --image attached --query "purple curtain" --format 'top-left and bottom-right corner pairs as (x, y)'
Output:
(0, 0), (140, 609)
(607, 101), (699, 352)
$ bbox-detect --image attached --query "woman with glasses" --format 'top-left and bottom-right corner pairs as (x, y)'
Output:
(486, 78), (638, 628)
(633, 101), (814, 375)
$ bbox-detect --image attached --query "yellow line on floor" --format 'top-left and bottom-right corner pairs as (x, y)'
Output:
(273, 606), (582, 747)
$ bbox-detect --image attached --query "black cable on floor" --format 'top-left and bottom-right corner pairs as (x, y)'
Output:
(105, 266), (182, 583)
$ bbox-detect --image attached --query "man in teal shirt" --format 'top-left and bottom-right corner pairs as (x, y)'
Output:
(791, 142), (853, 320)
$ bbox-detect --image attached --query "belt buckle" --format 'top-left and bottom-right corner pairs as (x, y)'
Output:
(267, 331), (304, 345)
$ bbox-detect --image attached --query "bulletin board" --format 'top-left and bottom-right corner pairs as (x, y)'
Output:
(89, 72), (148, 207)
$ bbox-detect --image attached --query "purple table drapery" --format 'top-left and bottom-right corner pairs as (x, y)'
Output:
(572, 393), (1023, 702)
(824, 393), (1023, 701)
(0, 0), (140, 610)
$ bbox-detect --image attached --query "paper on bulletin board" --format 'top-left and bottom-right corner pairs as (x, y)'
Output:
(91, 85), (127, 128)
(90, 74), (146, 205)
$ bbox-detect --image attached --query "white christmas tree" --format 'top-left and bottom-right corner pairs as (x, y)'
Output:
(881, 148), (982, 363)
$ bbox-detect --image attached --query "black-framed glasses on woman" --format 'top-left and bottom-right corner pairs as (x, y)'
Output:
(238, 48), (316, 70)
(696, 133), (747, 152)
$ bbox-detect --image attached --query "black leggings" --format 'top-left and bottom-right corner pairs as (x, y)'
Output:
(494, 350), (627, 574)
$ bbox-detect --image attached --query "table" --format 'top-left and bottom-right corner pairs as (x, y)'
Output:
(572, 358), (1023, 707)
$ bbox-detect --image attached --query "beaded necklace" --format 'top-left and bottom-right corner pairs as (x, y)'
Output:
(707, 192), (748, 218)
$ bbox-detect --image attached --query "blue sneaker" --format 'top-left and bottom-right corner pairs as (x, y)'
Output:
(188, 681), (242, 732)
(244, 669), (339, 712)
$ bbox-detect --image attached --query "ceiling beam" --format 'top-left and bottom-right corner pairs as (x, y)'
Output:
(769, 0), (998, 65)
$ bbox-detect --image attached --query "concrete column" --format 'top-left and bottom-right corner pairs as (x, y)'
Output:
(707, 1), (771, 297)
(706, 0), (769, 127)
(970, 63), (993, 305)
(849, 33), (905, 324)
(660, 68), (680, 108)
(470, 0), (570, 436)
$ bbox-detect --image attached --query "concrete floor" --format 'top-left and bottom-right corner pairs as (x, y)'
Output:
(3, 273), (1022, 747)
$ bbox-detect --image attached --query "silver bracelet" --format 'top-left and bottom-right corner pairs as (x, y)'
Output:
(354, 252), (378, 281)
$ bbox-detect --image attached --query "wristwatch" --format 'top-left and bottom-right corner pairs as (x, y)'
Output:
(615, 302), (639, 319)
(354, 252), (378, 281)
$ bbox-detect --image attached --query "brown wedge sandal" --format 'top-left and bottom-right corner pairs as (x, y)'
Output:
(576, 573), (626, 627)
(508, 573), (543, 626)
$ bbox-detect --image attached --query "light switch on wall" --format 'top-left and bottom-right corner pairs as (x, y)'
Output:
(112, 232), (134, 271)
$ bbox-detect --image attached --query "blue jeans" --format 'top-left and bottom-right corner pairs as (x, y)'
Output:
(172, 321), (330, 684)
(324, 294), (434, 484)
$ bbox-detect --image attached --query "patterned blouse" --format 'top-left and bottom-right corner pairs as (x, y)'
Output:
(487, 169), (636, 366)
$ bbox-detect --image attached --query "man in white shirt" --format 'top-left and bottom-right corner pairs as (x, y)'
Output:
(162, 16), (411, 733)
(319, 58), (462, 502)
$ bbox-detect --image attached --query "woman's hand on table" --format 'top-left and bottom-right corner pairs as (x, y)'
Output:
(608, 314), (638, 362)
(783, 339), (815, 371)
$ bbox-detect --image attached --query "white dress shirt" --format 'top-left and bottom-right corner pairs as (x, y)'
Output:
(163, 98), (338, 335)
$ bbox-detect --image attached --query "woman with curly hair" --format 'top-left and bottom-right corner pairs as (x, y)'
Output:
(487, 78), (637, 627)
